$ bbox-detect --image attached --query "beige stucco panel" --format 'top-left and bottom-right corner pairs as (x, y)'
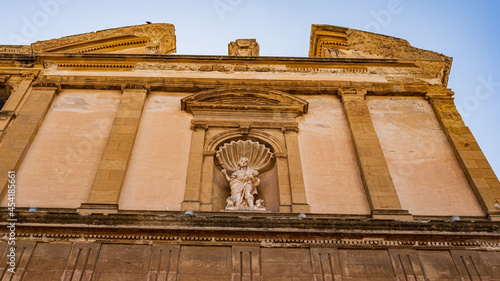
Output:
(119, 92), (192, 211)
(1, 89), (121, 208)
(367, 97), (484, 216)
(297, 95), (370, 214)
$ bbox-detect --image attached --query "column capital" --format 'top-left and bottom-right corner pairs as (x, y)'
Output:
(120, 83), (150, 93)
(425, 86), (454, 102)
(32, 80), (61, 94)
(338, 88), (367, 102)
(21, 71), (38, 81)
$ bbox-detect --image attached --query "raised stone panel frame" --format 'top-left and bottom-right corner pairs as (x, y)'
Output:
(180, 87), (310, 213)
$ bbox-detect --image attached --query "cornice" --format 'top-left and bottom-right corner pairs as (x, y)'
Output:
(1, 211), (498, 250)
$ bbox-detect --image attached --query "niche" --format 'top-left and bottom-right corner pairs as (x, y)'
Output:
(212, 138), (279, 212)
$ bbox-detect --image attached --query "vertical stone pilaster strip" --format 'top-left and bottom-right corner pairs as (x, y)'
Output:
(0, 85), (57, 199)
(2, 73), (36, 115)
(0, 73), (36, 143)
(276, 154), (292, 213)
(181, 124), (207, 211)
(81, 88), (147, 212)
(339, 88), (411, 220)
(426, 89), (500, 221)
(199, 152), (215, 211)
(284, 127), (310, 213)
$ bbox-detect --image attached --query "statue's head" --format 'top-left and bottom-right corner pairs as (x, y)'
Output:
(238, 157), (248, 168)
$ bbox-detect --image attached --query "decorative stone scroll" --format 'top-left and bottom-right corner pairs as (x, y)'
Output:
(216, 140), (274, 210)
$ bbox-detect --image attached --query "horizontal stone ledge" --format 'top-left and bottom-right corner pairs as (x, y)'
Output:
(0, 209), (497, 235)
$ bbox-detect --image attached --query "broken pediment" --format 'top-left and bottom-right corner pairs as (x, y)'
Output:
(308, 24), (452, 85)
(309, 24), (450, 61)
(181, 88), (308, 114)
(30, 23), (176, 55)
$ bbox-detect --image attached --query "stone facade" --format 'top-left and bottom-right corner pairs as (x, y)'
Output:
(0, 23), (498, 280)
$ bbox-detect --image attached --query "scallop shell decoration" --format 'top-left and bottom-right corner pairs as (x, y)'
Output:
(216, 140), (274, 173)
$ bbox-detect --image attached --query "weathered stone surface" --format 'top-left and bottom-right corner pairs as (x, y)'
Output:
(368, 96), (484, 216)
(426, 89), (500, 220)
(339, 88), (410, 219)
(0, 240), (498, 281)
(83, 88), (146, 209)
(0, 86), (56, 199)
(31, 23), (176, 55)
(0, 22), (498, 281)
(228, 39), (259, 56)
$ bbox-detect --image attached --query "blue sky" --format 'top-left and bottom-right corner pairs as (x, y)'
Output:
(1, 0), (499, 176)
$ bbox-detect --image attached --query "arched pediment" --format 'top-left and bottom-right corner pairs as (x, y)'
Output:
(31, 23), (175, 55)
(181, 87), (308, 114)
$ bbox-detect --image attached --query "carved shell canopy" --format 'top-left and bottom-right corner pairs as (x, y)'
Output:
(216, 140), (274, 173)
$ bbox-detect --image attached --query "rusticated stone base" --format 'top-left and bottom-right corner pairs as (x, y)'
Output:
(1, 240), (498, 281)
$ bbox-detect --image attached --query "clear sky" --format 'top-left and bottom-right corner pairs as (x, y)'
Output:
(1, 0), (499, 177)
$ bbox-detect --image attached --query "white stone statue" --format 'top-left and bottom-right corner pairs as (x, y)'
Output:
(216, 140), (274, 211)
(222, 157), (263, 210)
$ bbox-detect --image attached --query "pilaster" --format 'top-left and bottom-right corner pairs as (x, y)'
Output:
(426, 88), (500, 221)
(276, 154), (292, 213)
(80, 87), (147, 213)
(199, 151), (215, 211)
(0, 84), (57, 199)
(2, 73), (36, 115)
(283, 126), (310, 213)
(0, 72), (37, 142)
(339, 88), (412, 220)
(181, 124), (207, 211)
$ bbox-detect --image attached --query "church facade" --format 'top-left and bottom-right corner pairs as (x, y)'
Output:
(0, 23), (499, 280)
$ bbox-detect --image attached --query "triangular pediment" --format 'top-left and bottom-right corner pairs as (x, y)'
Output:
(181, 88), (308, 114)
(31, 23), (176, 55)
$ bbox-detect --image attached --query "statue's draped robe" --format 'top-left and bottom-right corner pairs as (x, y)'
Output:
(229, 168), (260, 207)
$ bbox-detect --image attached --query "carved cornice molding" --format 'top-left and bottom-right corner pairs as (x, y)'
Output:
(54, 62), (135, 70)
(6, 232), (500, 250)
(191, 120), (298, 131)
(0, 45), (32, 54)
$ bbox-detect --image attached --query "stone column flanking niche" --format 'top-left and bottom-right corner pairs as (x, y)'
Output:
(180, 87), (310, 213)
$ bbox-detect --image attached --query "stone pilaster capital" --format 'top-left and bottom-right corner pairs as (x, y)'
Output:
(281, 125), (299, 133)
(32, 80), (61, 94)
(0, 75), (10, 83)
(190, 121), (209, 131)
(338, 88), (367, 103)
(203, 151), (216, 156)
(425, 86), (454, 102)
(121, 83), (150, 94)
(21, 72), (37, 81)
(275, 152), (287, 158)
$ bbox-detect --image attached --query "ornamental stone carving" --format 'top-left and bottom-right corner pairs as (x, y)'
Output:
(216, 140), (274, 210)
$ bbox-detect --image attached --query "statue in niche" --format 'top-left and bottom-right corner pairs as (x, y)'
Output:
(216, 139), (274, 211)
(222, 157), (261, 208)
